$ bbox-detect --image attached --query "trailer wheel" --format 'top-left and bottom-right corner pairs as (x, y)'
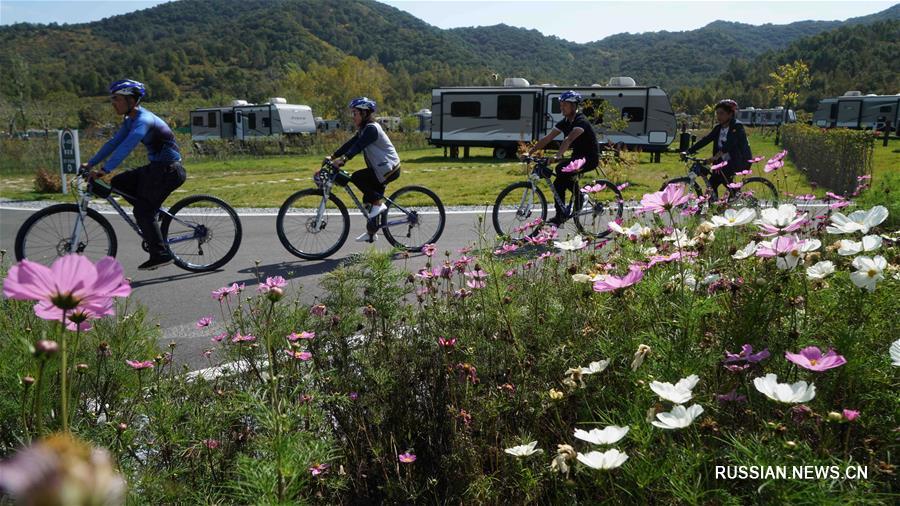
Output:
(493, 145), (515, 160)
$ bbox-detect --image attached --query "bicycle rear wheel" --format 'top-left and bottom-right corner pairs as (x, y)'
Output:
(382, 186), (446, 251)
(492, 182), (547, 240)
(728, 177), (778, 210)
(659, 177), (709, 218)
(14, 204), (117, 266)
(573, 179), (623, 239)
(276, 189), (350, 260)
(161, 195), (243, 272)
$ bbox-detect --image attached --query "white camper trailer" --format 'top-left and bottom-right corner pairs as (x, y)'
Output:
(429, 77), (677, 159)
(190, 98), (316, 141)
(737, 107), (797, 126)
(813, 91), (900, 134)
(413, 108), (432, 133)
(315, 117), (343, 132)
(375, 116), (402, 132)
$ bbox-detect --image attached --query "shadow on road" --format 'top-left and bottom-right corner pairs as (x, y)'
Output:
(130, 270), (221, 288)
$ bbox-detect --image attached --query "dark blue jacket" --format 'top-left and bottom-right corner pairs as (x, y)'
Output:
(687, 119), (752, 173)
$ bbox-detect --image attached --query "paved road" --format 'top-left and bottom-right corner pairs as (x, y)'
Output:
(0, 205), (507, 369)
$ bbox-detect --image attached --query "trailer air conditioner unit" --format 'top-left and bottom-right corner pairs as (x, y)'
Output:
(503, 77), (530, 87)
(231, 100), (250, 106)
(268, 97), (287, 104)
(607, 77), (636, 87)
(842, 91), (862, 96)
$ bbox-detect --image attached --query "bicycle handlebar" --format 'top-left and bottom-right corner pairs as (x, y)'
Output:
(680, 152), (707, 163)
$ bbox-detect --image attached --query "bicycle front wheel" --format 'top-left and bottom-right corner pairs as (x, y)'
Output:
(161, 195), (243, 272)
(14, 204), (117, 266)
(382, 186), (446, 251)
(492, 182), (547, 240)
(573, 180), (624, 239)
(276, 189), (349, 260)
(729, 177), (778, 210)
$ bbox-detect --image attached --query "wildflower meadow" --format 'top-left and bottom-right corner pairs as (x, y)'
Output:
(1, 162), (898, 503)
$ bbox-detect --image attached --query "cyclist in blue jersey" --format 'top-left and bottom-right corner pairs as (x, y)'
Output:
(328, 97), (401, 243)
(525, 90), (599, 226)
(81, 79), (186, 270)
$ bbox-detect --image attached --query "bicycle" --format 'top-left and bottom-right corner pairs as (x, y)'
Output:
(660, 154), (778, 211)
(275, 160), (445, 259)
(14, 168), (243, 272)
(492, 156), (623, 240)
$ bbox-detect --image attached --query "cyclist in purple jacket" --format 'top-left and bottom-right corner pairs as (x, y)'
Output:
(82, 79), (186, 270)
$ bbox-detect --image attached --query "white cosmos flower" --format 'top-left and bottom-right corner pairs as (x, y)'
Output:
(826, 205), (889, 234)
(662, 228), (697, 248)
(837, 235), (882, 256)
(651, 404), (704, 430)
(711, 208), (756, 227)
(850, 255), (887, 292)
(504, 441), (543, 457)
(640, 246), (658, 256)
(576, 449), (629, 470)
(571, 273), (592, 283)
(649, 374), (699, 404)
(806, 261), (835, 280)
(580, 360), (610, 375)
(754, 204), (807, 235)
(891, 339), (900, 367)
(733, 241), (758, 259)
(555, 235), (587, 251)
(753, 373), (816, 403)
(609, 221), (652, 240)
(573, 425), (629, 445)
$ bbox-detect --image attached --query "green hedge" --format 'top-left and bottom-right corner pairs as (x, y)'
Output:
(781, 124), (875, 195)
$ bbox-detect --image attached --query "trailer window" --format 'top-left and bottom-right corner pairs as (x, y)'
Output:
(551, 98), (560, 114)
(223, 112), (235, 123)
(621, 107), (644, 122)
(451, 101), (481, 117)
(248, 113), (257, 130)
(880, 105), (892, 113)
(208, 112), (217, 128)
(830, 104), (838, 118)
(192, 115), (204, 127)
(497, 95), (521, 120)
(262, 117), (271, 128)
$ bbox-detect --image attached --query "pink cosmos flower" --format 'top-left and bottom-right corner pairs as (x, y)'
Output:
(735, 169), (753, 176)
(842, 409), (860, 422)
(726, 182), (743, 190)
(711, 160), (729, 172)
(286, 350), (312, 361)
(504, 269), (516, 277)
(457, 246), (474, 254)
(204, 439), (220, 450)
(211, 287), (230, 301)
(724, 344), (770, 364)
(287, 331), (315, 342)
(211, 332), (228, 343)
(494, 244), (519, 255)
(638, 184), (690, 214)
(716, 390), (747, 403)
(231, 333), (256, 344)
(309, 463), (330, 476)
(647, 251), (697, 268)
(257, 276), (287, 294)
(829, 201), (851, 210)
(795, 194), (816, 201)
(125, 360), (154, 370)
(785, 346), (846, 372)
(349, 392), (359, 401)
(453, 288), (472, 299)
(617, 182), (630, 191)
(592, 266), (644, 292)
(196, 316), (213, 328)
(770, 150), (787, 162)
(310, 304), (327, 316)
(3, 255), (131, 322)
(764, 159), (784, 173)
(438, 337), (456, 348)
(65, 308), (99, 332)
(560, 157), (586, 173)
(465, 269), (488, 289)
(581, 182), (607, 193)
(422, 243), (437, 257)
(748, 156), (765, 164)
(755, 235), (800, 257)
(454, 256), (474, 271)
(398, 452), (417, 463)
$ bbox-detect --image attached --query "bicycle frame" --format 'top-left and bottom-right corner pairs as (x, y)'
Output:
(316, 165), (419, 231)
(67, 173), (205, 253)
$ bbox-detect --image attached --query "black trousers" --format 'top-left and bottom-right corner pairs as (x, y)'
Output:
(111, 161), (186, 257)
(351, 166), (400, 204)
(553, 158), (599, 216)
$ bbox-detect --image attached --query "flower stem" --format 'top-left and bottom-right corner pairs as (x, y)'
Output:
(60, 311), (69, 433)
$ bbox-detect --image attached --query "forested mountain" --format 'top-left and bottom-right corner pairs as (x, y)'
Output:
(0, 0), (897, 118)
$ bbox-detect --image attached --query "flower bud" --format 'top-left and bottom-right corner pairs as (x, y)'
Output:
(33, 340), (59, 358)
(827, 411), (843, 422)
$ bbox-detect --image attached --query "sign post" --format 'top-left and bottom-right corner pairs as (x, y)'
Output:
(58, 129), (80, 194)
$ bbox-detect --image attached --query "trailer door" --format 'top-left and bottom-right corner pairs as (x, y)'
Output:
(836, 100), (862, 128)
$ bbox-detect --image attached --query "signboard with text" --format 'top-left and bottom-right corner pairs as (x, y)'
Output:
(58, 129), (80, 194)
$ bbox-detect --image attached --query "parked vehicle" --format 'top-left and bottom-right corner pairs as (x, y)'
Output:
(813, 91), (900, 134)
(429, 77), (677, 159)
(190, 98), (316, 140)
(736, 107), (797, 126)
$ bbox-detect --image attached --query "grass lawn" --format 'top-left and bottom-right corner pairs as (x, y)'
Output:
(2, 131), (897, 209)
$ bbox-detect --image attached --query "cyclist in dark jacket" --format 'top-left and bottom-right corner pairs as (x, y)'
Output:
(82, 79), (186, 271)
(686, 99), (752, 193)
(526, 90), (599, 226)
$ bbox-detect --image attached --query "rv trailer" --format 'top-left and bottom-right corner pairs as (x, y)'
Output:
(813, 91), (900, 134)
(429, 77), (677, 159)
(190, 98), (316, 141)
(736, 107), (797, 126)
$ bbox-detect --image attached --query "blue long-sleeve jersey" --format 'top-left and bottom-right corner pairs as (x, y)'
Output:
(89, 107), (181, 173)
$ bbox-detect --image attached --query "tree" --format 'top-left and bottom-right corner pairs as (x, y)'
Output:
(280, 56), (390, 120)
(767, 60), (812, 111)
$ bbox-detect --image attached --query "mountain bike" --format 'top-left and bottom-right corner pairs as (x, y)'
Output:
(14, 168), (243, 272)
(660, 154), (778, 211)
(492, 156), (623, 240)
(275, 160), (445, 259)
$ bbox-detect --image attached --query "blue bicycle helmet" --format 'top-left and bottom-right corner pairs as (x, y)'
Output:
(559, 90), (582, 104)
(348, 97), (377, 112)
(109, 79), (146, 99)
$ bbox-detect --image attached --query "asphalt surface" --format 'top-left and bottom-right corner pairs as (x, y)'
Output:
(0, 203), (503, 370)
